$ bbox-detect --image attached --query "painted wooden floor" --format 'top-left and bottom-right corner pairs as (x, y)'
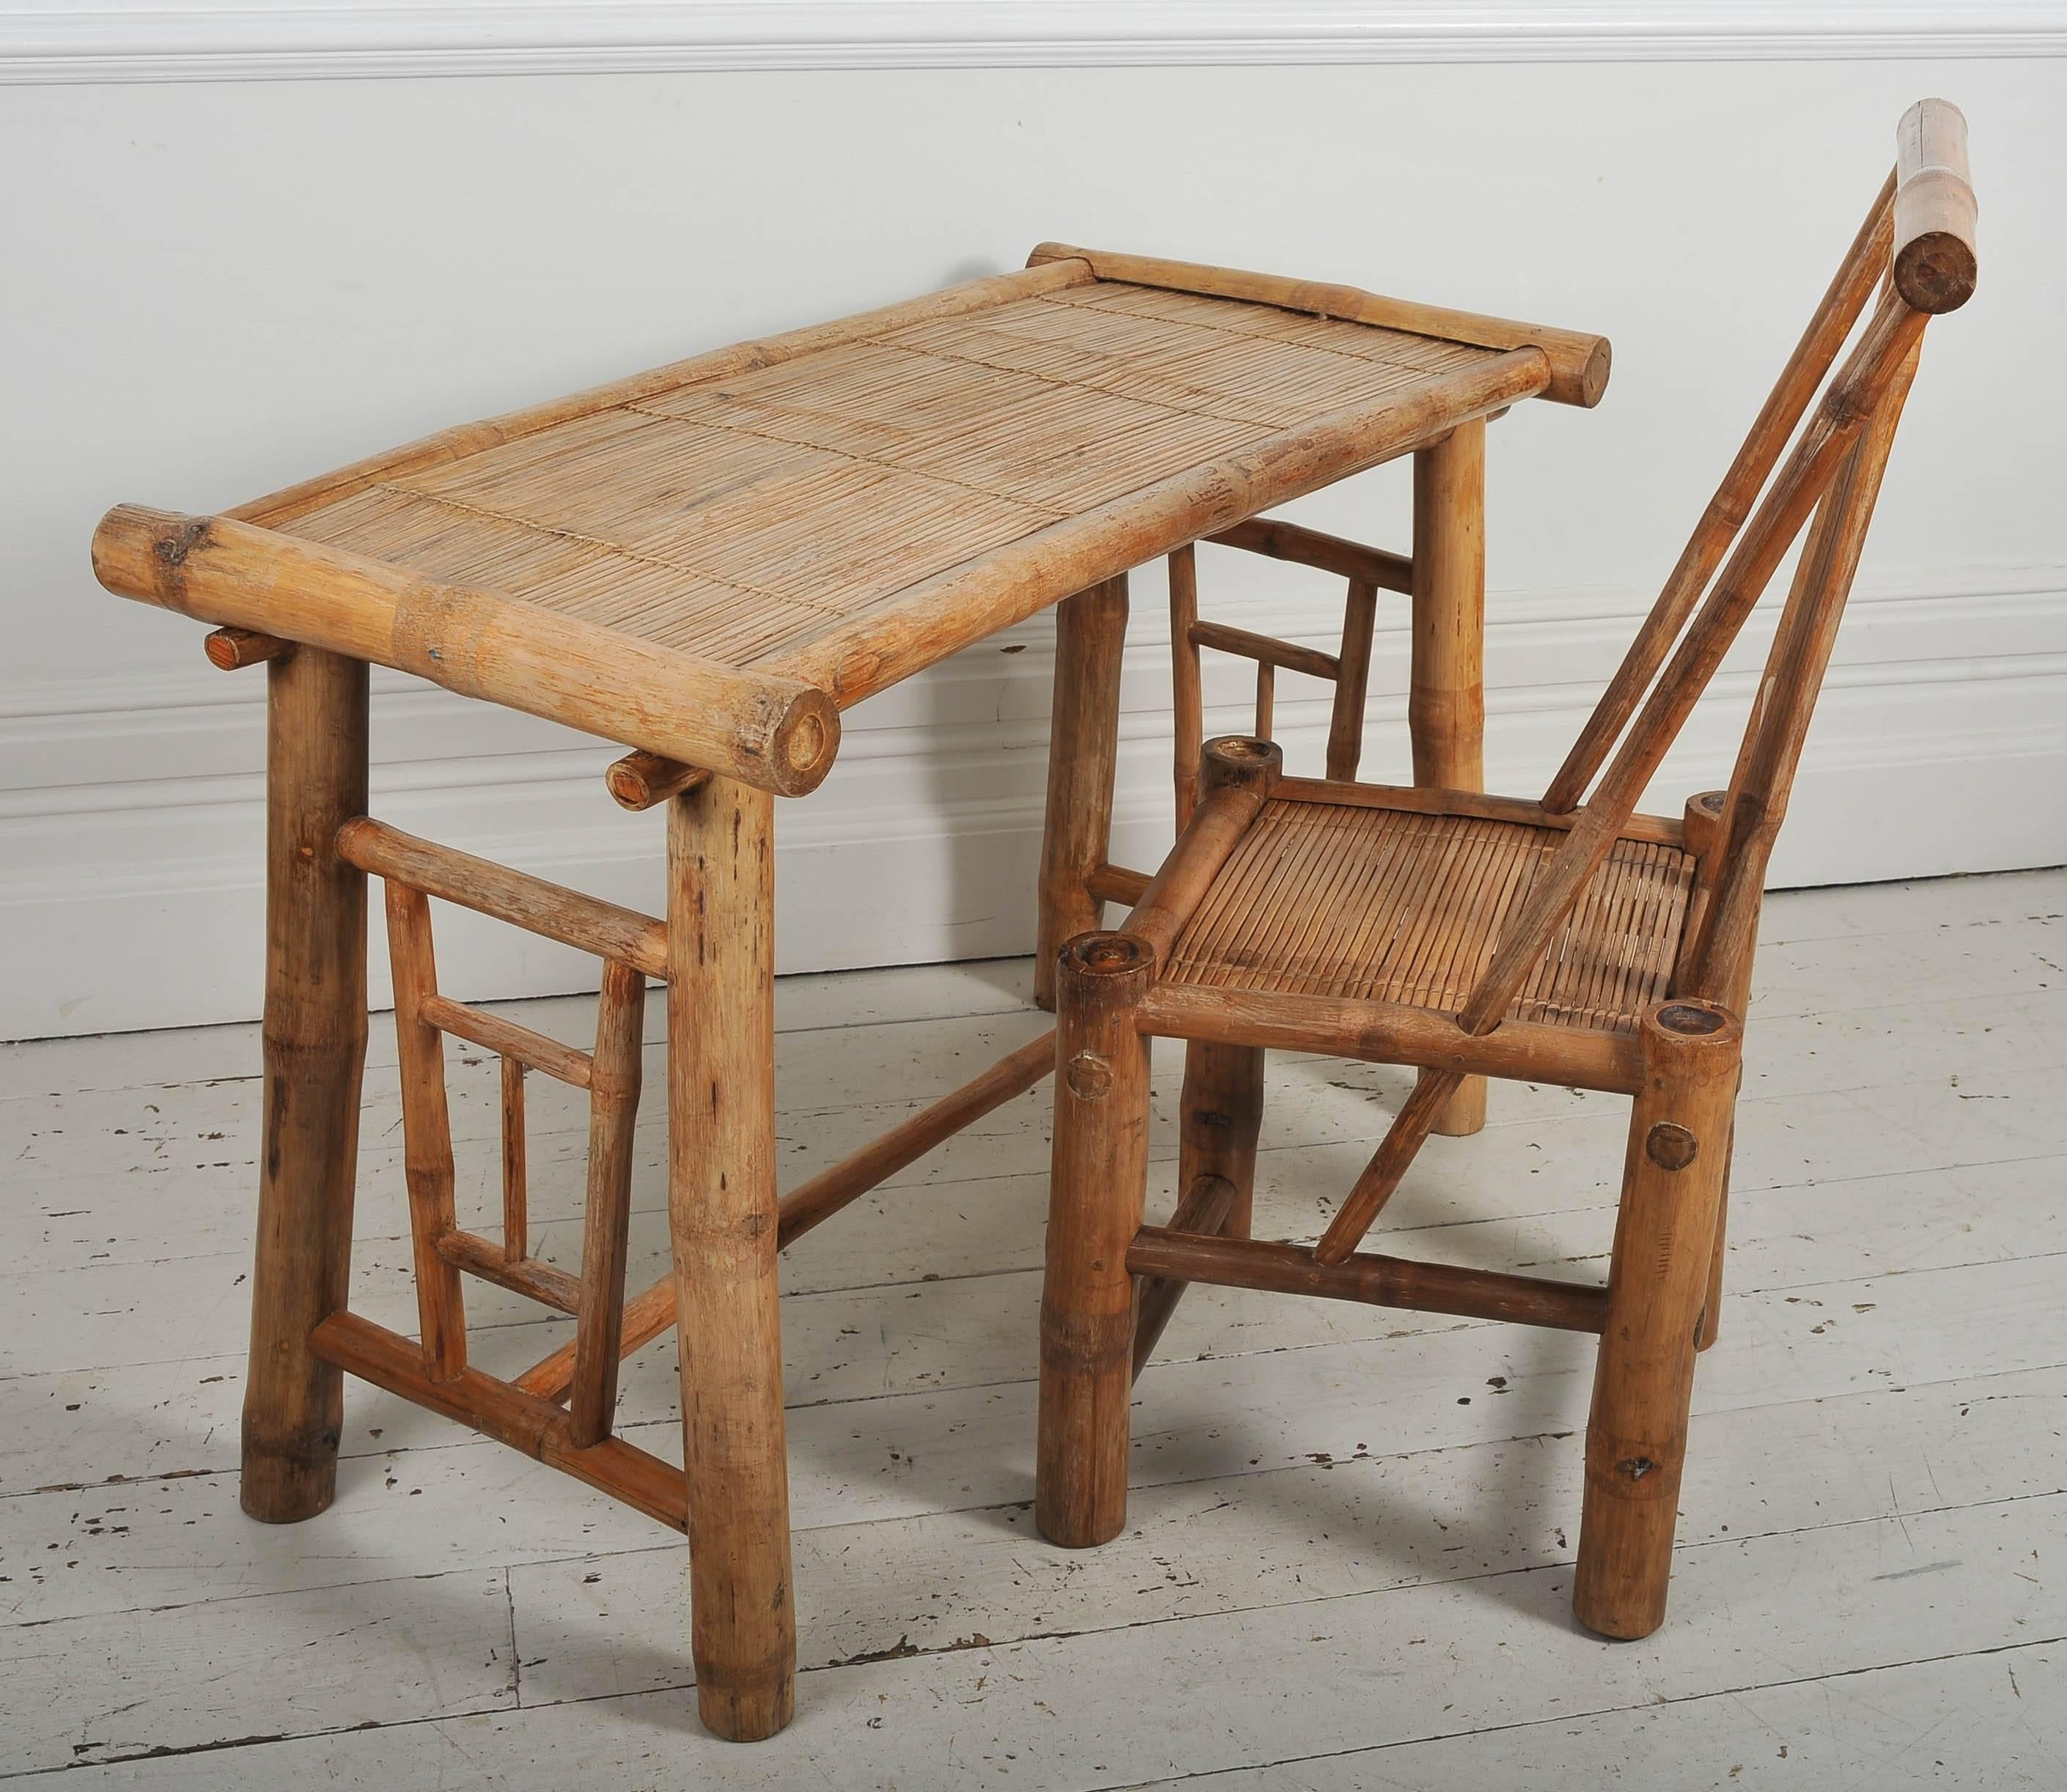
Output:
(2, 866), (2063, 1788)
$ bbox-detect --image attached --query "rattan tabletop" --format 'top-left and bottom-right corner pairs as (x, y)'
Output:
(93, 246), (1605, 794)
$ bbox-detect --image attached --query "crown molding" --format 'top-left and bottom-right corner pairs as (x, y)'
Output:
(5, 2), (2064, 86)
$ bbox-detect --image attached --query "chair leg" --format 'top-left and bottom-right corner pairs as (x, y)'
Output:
(1178, 1041), (1264, 1239)
(1574, 999), (1742, 1640)
(1037, 932), (1154, 1549)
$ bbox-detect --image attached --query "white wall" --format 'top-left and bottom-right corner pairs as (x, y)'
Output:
(4, 10), (2064, 1037)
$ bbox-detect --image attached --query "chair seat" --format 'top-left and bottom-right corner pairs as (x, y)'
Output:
(1163, 795), (1695, 1035)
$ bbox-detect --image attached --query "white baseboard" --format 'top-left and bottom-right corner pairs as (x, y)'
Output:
(4, 564), (2063, 1039)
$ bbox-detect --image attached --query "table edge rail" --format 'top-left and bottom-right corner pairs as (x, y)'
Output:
(1028, 241), (1611, 410)
(89, 505), (841, 796)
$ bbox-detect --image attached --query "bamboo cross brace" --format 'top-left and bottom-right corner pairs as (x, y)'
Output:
(311, 1312), (688, 1532)
(337, 819), (668, 978)
(1126, 1229), (1609, 1334)
(515, 1028), (1059, 1404)
(1131, 1174), (1237, 1382)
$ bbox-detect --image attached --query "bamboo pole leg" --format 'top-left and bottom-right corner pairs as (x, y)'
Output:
(1034, 575), (1129, 1009)
(1036, 932), (1155, 1548)
(1411, 420), (1489, 1137)
(1574, 999), (1742, 1640)
(1178, 1042), (1265, 1239)
(240, 648), (369, 1524)
(667, 778), (795, 1741)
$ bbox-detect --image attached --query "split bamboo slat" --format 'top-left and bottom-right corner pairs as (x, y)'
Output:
(1035, 100), (1978, 1653)
(95, 253), (1589, 794)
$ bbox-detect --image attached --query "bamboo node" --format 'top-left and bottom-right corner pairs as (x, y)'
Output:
(154, 515), (209, 578)
(1644, 1122), (1701, 1172)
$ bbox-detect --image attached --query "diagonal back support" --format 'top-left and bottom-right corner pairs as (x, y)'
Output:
(1313, 100), (1975, 1266)
(1541, 175), (1895, 816)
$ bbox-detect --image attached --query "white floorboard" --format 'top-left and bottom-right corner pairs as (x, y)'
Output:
(1, 866), (2061, 1786)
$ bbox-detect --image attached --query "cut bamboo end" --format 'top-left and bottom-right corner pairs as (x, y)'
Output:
(1198, 735), (1283, 798)
(1894, 99), (1978, 314)
(605, 750), (712, 813)
(1642, 998), (1744, 1063)
(204, 626), (290, 670)
(1681, 791), (1728, 860)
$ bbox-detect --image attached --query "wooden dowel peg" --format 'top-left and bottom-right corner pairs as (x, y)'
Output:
(605, 750), (711, 813)
(204, 625), (290, 670)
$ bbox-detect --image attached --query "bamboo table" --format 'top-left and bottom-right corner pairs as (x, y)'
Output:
(91, 244), (1607, 1741)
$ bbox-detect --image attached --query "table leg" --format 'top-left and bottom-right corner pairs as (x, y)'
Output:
(241, 647), (369, 1522)
(1411, 420), (1489, 1138)
(1034, 573), (1128, 1011)
(667, 774), (796, 1741)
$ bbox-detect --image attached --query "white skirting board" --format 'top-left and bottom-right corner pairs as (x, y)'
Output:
(4, 562), (2063, 1039)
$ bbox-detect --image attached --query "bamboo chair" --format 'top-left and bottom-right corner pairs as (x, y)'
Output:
(1036, 100), (1976, 1640)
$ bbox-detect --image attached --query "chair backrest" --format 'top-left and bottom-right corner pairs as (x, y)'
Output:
(1314, 100), (1976, 1268)
(1460, 98), (1976, 1039)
